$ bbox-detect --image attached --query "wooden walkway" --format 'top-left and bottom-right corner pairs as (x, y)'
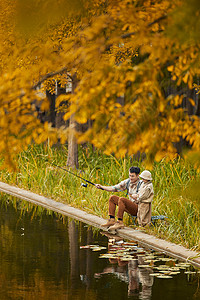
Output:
(0, 181), (200, 268)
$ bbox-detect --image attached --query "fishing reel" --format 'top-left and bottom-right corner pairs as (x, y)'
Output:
(81, 183), (88, 188)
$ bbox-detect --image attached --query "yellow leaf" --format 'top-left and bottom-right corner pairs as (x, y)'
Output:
(41, 99), (50, 111)
(182, 72), (189, 83)
(167, 65), (174, 72)
(188, 98), (195, 106)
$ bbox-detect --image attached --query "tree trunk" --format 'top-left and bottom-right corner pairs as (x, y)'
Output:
(68, 220), (80, 288)
(46, 90), (56, 127)
(67, 74), (79, 169)
(195, 98), (200, 116)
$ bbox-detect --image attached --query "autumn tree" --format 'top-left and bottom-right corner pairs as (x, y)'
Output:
(0, 0), (200, 169)
(0, 0), (101, 169)
(56, 0), (200, 166)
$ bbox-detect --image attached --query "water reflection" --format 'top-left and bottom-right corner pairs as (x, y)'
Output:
(95, 255), (154, 299)
(0, 196), (200, 300)
(94, 235), (154, 299)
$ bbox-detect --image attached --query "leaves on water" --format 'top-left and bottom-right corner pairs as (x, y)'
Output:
(80, 244), (106, 251)
(184, 271), (197, 274)
(80, 239), (199, 280)
(156, 275), (173, 279)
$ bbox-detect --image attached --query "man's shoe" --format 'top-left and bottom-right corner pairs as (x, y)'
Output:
(101, 218), (116, 228)
(108, 220), (125, 230)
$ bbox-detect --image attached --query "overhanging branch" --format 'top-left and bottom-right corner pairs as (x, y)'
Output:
(121, 15), (167, 39)
(32, 67), (72, 90)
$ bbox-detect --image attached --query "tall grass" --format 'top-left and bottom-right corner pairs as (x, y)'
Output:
(0, 144), (200, 251)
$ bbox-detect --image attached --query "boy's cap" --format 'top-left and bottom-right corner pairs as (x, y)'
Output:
(140, 170), (152, 181)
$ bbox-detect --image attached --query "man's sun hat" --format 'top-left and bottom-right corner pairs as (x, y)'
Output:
(140, 170), (152, 181)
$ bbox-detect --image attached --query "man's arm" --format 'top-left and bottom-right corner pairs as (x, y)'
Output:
(95, 184), (116, 192)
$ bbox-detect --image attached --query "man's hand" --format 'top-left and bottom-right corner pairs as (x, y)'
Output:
(95, 184), (115, 192)
(129, 193), (138, 200)
(95, 184), (103, 189)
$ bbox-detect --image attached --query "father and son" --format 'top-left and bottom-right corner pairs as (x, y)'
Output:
(95, 167), (154, 230)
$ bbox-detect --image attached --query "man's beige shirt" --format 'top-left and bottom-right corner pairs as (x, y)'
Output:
(113, 178), (140, 201)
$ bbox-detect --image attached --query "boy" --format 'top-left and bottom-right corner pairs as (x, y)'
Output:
(131, 170), (154, 227)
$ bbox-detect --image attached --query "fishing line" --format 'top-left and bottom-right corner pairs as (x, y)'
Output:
(47, 161), (104, 190)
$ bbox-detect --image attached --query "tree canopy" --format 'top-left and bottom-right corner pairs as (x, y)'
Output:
(1, 0), (200, 169)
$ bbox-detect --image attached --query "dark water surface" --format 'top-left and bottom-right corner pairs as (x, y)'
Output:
(0, 197), (199, 300)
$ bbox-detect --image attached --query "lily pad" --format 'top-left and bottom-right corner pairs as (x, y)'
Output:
(92, 247), (107, 251)
(159, 258), (176, 262)
(169, 267), (180, 271)
(160, 270), (171, 274)
(145, 255), (156, 260)
(120, 258), (132, 261)
(150, 273), (162, 277)
(99, 255), (118, 259)
(155, 265), (170, 270)
(145, 259), (159, 263)
(157, 275), (173, 279)
(169, 271), (181, 275)
(176, 263), (191, 268)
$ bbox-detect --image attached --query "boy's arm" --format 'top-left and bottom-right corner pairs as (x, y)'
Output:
(137, 188), (152, 202)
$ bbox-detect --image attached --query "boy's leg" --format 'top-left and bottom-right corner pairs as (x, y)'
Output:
(137, 203), (151, 226)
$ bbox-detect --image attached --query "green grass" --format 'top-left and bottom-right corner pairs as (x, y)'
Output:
(1, 144), (200, 251)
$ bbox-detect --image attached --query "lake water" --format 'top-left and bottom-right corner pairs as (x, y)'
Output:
(0, 196), (199, 299)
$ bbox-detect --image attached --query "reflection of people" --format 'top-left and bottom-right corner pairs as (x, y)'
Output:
(128, 260), (139, 296)
(94, 251), (154, 300)
(131, 170), (154, 227)
(95, 166), (141, 230)
(138, 256), (154, 300)
(94, 258), (128, 280)
(128, 256), (154, 299)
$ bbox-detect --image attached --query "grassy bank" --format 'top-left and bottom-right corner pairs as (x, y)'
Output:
(1, 144), (200, 251)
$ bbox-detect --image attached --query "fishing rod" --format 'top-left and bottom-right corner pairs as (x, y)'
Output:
(48, 161), (104, 190)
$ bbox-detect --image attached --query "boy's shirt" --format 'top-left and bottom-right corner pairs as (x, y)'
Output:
(137, 181), (154, 203)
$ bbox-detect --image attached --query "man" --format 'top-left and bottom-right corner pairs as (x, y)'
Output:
(95, 166), (141, 230)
